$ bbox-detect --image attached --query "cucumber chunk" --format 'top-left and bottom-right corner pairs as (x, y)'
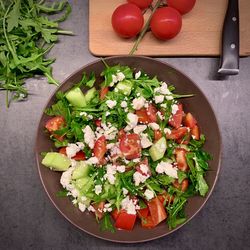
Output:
(75, 177), (91, 190)
(114, 80), (133, 95)
(85, 87), (97, 103)
(65, 87), (86, 107)
(72, 161), (91, 179)
(149, 137), (167, 161)
(42, 152), (71, 171)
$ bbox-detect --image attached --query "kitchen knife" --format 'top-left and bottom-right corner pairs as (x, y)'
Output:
(218, 0), (239, 75)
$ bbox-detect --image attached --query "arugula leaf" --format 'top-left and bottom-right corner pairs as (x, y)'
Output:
(99, 213), (115, 233)
(7, 0), (21, 32)
(167, 196), (187, 230)
(0, 0), (72, 107)
(186, 151), (210, 196)
(156, 175), (174, 186)
(196, 174), (209, 196)
(177, 171), (187, 184)
(56, 189), (68, 197)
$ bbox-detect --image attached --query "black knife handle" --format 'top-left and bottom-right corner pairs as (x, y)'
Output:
(218, 0), (239, 75)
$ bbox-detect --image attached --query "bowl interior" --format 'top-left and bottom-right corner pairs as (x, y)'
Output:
(35, 56), (221, 243)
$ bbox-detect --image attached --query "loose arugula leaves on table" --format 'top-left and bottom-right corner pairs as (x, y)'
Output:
(0, 0), (72, 107)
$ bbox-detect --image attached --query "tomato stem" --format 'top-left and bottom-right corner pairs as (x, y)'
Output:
(129, 0), (162, 55)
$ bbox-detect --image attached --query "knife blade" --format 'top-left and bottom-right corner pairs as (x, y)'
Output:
(218, 0), (239, 75)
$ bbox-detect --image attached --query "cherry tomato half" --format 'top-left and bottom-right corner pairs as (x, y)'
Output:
(168, 0), (196, 15)
(112, 3), (144, 38)
(127, 0), (153, 9)
(119, 133), (141, 160)
(150, 7), (182, 40)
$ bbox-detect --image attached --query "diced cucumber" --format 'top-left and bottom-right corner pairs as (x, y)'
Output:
(149, 137), (167, 161)
(101, 182), (116, 199)
(65, 87), (86, 107)
(72, 161), (90, 179)
(85, 87), (97, 103)
(114, 80), (133, 95)
(42, 152), (71, 171)
(75, 177), (91, 190)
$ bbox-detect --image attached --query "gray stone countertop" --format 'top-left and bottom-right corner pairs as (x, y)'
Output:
(1, 1), (249, 249)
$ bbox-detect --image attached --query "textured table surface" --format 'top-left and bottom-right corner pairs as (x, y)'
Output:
(1, 1), (250, 249)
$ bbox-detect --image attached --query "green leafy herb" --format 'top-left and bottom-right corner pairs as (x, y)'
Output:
(0, 0), (72, 107)
(99, 213), (115, 233)
(56, 189), (68, 197)
(167, 196), (187, 229)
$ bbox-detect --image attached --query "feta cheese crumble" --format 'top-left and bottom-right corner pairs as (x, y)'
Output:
(156, 161), (178, 178)
(94, 185), (102, 195)
(116, 72), (125, 81)
(171, 104), (179, 115)
(148, 122), (160, 131)
(116, 165), (126, 173)
(78, 202), (86, 212)
(122, 187), (129, 195)
(120, 101), (127, 108)
(133, 125), (147, 134)
(140, 133), (153, 148)
(66, 143), (81, 158)
(104, 164), (117, 185)
(82, 125), (95, 149)
(133, 171), (149, 186)
(125, 113), (138, 131)
(106, 100), (117, 109)
(135, 71), (141, 79)
(121, 196), (137, 214)
(164, 128), (171, 135)
(132, 96), (146, 110)
(154, 95), (164, 104)
(144, 189), (154, 200)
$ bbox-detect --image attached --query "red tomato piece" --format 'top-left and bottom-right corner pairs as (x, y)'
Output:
(136, 108), (150, 124)
(150, 7), (182, 40)
(119, 133), (141, 160)
(166, 127), (188, 140)
(147, 104), (158, 122)
(176, 132), (191, 145)
(136, 104), (158, 124)
(147, 197), (167, 226)
(71, 151), (86, 161)
(141, 215), (155, 228)
(45, 116), (66, 141)
(175, 148), (189, 172)
(93, 136), (107, 164)
(135, 158), (151, 176)
(111, 209), (120, 221)
(112, 3), (144, 38)
(117, 129), (126, 140)
(183, 112), (197, 128)
(191, 125), (200, 140)
(168, 103), (184, 128)
(92, 201), (105, 220)
(173, 179), (189, 192)
(95, 119), (102, 127)
(154, 130), (162, 142)
(100, 87), (109, 100)
(45, 116), (65, 133)
(115, 210), (137, 231)
(59, 147), (86, 161)
(168, 0), (196, 15)
(157, 193), (175, 205)
(137, 207), (149, 219)
(127, 0), (153, 9)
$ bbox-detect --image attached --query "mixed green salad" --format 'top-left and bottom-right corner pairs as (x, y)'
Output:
(41, 62), (211, 232)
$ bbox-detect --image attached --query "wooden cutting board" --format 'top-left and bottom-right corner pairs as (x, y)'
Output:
(89, 0), (250, 57)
